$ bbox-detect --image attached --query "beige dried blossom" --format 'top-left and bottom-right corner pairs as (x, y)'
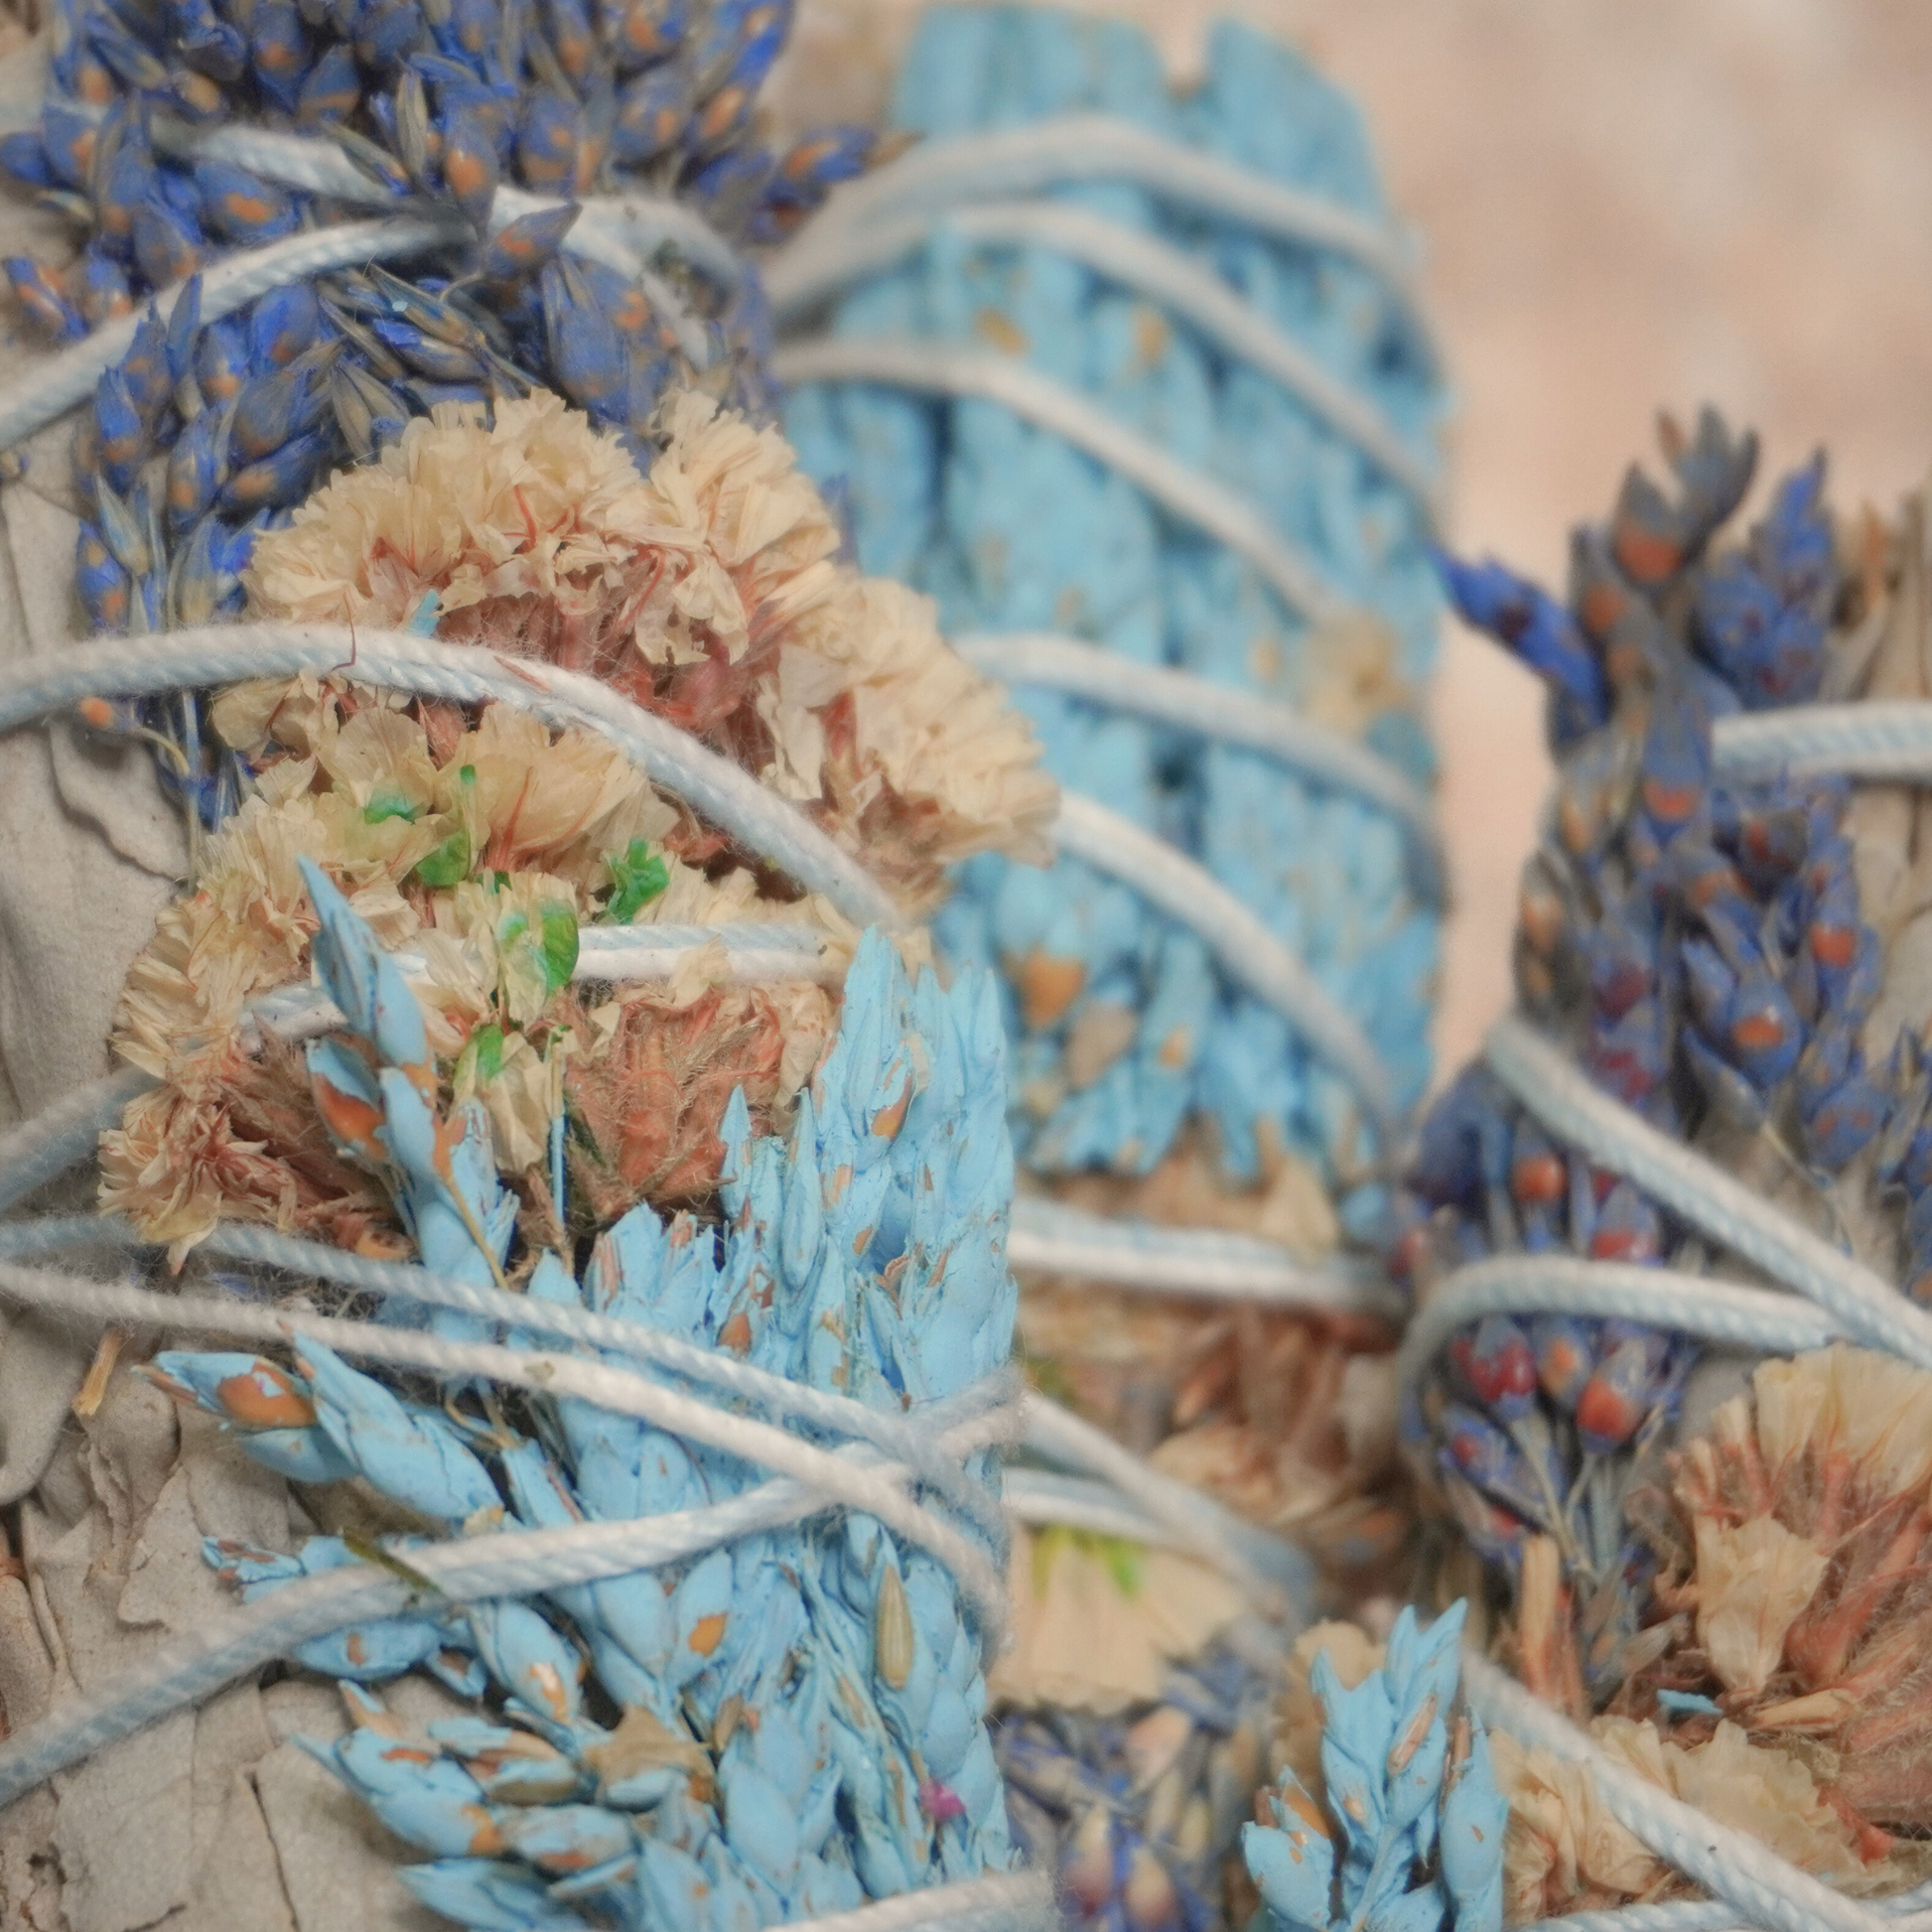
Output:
(243, 393), (683, 630)
(1492, 1717), (1913, 1923)
(100, 686), (829, 1252)
(1622, 1344), (1932, 1839)
(989, 1522), (1248, 1715)
(243, 388), (1053, 911)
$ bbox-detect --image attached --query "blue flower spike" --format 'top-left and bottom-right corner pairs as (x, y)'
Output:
(1243, 1604), (1501, 1932)
(142, 881), (1025, 1923)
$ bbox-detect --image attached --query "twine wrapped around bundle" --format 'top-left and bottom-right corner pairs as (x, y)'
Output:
(759, 8), (1449, 1925)
(1266, 416), (1932, 1932)
(0, 0), (1114, 1923)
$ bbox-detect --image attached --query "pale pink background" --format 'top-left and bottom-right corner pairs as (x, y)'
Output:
(770, 0), (1932, 1082)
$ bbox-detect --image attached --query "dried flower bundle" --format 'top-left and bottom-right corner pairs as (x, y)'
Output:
(1242, 1603), (1507, 1932)
(1615, 1346), (1932, 1843)
(788, 7), (1443, 1206)
(774, 14), (1446, 1923)
(0, 2), (1058, 1927)
(1395, 415), (1872, 1674)
(1393, 412), (1932, 1921)
(100, 674), (844, 1254)
(244, 387), (1057, 908)
(136, 868), (1023, 1927)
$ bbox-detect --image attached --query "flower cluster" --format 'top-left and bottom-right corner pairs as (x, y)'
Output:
(244, 386), (1057, 902)
(6, 0), (865, 333)
(1021, 1280), (1407, 1584)
(144, 865), (1023, 1930)
(101, 671), (833, 1252)
(1485, 1347), (1932, 1920)
(1619, 1346), (1932, 1844)
(1490, 1706), (1914, 1923)
(1388, 412), (1932, 1701)
(991, 1523), (1278, 1932)
(1241, 1603), (1505, 1932)
(97, 386), (1053, 1255)
(784, 5), (1444, 1207)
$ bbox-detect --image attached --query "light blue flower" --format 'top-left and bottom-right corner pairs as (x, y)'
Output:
(161, 870), (1023, 1930)
(1242, 1603), (1503, 1932)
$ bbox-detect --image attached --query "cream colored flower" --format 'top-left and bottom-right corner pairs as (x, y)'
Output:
(1691, 1515), (1829, 1697)
(244, 394), (685, 628)
(989, 1524), (1246, 1714)
(1493, 1717), (1898, 1922)
(244, 387), (1053, 911)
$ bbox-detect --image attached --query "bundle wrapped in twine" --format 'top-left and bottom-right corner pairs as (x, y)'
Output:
(1233, 420), (1932, 1932)
(0, 0), (1182, 1923)
(765, 9), (1445, 1924)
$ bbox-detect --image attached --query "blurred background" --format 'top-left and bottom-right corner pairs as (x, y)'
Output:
(770, 0), (1932, 1082)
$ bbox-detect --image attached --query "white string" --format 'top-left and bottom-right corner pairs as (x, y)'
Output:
(786, 1872), (1059, 1932)
(1397, 1256), (1842, 1409)
(0, 625), (1407, 1140)
(765, 198), (1441, 521)
(954, 629), (1444, 897)
(247, 922), (840, 1044)
(1002, 1465), (1179, 1546)
(0, 1066), (156, 1215)
(1462, 1653), (1899, 1932)
(181, 119), (743, 298)
(1484, 1014), (1932, 1371)
(0, 623), (905, 930)
(0, 119), (757, 452)
(1008, 1196), (1401, 1319)
(0, 1393), (1009, 1812)
(790, 115), (1427, 327)
(770, 336), (1349, 625)
(0, 1212), (1009, 1538)
(0, 214), (466, 456)
(1711, 700), (1932, 785)
(1518, 1889), (1932, 1932)
(0, 96), (741, 295)
(0, 1260), (1015, 1637)
(1054, 789), (1399, 1142)
(1021, 1390), (1306, 1612)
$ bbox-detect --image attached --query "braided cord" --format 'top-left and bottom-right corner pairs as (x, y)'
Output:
(782, 1872), (1059, 1932)
(0, 623), (904, 929)
(1519, 1890), (1932, 1932)
(0, 1259), (1015, 1633)
(1712, 700), (1932, 784)
(0, 1066), (156, 1216)
(954, 630), (1444, 896)
(771, 336), (1348, 625)
(1055, 789), (1399, 1141)
(1008, 1196), (1401, 1319)
(791, 114), (1426, 322)
(1398, 1256), (1842, 1399)
(1485, 1014), (1932, 1370)
(767, 198), (1440, 519)
(1022, 1391), (1310, 1612)
(183, 120), (742, 300)
(0, 1211), (1009, 1536)
(0, 215), (466, 455)
(1463, 1654), (1899, 1932)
